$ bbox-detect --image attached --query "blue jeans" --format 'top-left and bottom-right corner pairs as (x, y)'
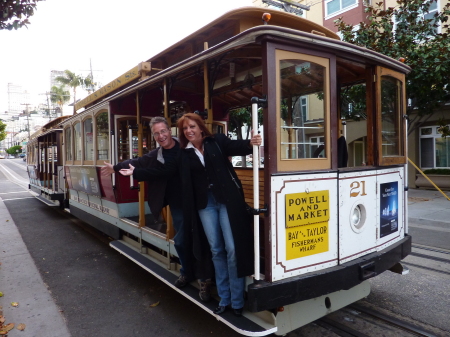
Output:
(170, 206), (187, 277)
(198, 191), (245, 309)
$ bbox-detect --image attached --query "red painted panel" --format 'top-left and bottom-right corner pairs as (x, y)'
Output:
(65, 166), (72, 189)
(113, 172), (148, 204)
(98, 167), (116, 202)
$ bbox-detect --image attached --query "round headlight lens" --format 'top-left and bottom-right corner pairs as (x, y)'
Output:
(351, 205), (361, 227)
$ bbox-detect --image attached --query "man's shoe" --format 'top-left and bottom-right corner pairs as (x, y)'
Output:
(174, 275), (190, 288)
(213, 306), (227, 315)
(233, 308), (243, 317)
(199, 279), (212, 302)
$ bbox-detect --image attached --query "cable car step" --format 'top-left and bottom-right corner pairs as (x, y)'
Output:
(110, 240), (277, 336)
(35, 195), (59, 206)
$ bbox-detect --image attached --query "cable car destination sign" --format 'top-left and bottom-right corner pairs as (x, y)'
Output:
(285, 190), (329, 260)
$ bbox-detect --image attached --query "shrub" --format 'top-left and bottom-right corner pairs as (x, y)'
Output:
(423, 169), (450, 175)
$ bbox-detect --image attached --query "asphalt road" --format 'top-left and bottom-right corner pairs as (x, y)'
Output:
(1, 158), (449, 337)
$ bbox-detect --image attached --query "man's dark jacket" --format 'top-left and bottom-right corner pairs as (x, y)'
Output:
(113, 138), (181, 217)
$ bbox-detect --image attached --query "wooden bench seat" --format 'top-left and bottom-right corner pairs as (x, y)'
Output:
(234, 167), (264, 209)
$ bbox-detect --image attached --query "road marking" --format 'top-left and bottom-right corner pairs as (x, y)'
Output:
(2, 197), (35, 201)
(409, 223), (450, 233)
(0, 163), (29, 190)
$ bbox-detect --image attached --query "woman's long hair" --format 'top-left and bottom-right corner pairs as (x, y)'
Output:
(177, 113), (212, 148)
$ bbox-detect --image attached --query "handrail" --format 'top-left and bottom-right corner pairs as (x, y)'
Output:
(251, 99), (260, 281)
(408, 158), (450, 201)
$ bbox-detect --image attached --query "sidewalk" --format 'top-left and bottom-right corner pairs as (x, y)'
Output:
(407, 188), (450, 227)
(0, 197), (71, 337)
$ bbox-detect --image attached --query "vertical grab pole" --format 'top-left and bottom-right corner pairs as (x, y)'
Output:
(251, 98), (260, 280)
(128, 126), (133, 188)
(404, 115), (408, 234)
(342, 120), (347, 140)
(111, 132), (115, 187)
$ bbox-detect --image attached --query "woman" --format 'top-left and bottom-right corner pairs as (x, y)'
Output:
(121, 113), (262, 316)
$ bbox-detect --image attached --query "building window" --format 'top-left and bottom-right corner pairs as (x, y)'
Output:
(394, 0), (441, 35)
(420, 126), (450, 169)
(326, 0), (357, 17)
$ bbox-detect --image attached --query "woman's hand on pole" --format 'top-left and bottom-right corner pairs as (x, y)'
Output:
(250, 130), (262, 147)
(119, 164), (135, 176)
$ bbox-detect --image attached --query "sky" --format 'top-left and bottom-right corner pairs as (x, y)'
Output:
(0, 0), (252, 114)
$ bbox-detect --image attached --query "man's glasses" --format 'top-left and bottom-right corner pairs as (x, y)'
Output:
(153, 129), (169, 138)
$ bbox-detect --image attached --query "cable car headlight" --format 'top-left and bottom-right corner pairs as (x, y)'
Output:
(350, 202), (366, 233)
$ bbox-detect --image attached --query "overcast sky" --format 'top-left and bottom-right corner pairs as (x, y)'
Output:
(0, 0), (252, 114)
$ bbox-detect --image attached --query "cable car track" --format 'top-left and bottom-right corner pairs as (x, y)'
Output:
(412, 243), (450, 256)
(314, 303), (446, 337)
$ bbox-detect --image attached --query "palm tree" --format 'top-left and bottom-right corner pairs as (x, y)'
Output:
(83, 73), (96, 94)
(50, 85), (70, 117)
(55, 70), (95, 114)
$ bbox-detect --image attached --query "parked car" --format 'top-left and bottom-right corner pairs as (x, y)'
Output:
(19, 153), (26, 158)
(0, 155), (5, 159)
(7, 155), (15, 159)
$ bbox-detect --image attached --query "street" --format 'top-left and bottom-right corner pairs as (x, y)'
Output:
(1, 159), (449, 337)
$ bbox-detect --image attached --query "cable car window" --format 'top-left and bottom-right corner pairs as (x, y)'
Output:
(376, 67), (406, 165)
(65, 127), (72, 161)
(279, 60), (326, 160)
(276, 50), (330, 171)
(96, 112), (109, 160)
(117, 118), (137, 161)
(84, 118), (93, 161)
(337, 56), (369, 168)
(73, 122), (82, 161)
(380, 76), (402, 157)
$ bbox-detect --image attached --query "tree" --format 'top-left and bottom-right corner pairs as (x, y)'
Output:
(1, 0), (42, 30)
(50, 85), (70, 116)
(6, 145), (22, 155)
(335, 0), (450, 135)
(229, 107), (263, 166)
(0, 120), (7, 142)
(55, 70), (96, 114)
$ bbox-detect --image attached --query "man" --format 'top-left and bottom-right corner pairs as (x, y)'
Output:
(101, 116), (211, 301)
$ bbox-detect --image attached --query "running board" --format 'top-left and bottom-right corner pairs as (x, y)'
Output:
(35, 195), (59, 206)
(110, 240), (277, 336)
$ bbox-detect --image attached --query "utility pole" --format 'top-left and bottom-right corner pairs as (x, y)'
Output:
(39, 91), (71, 121)
(81, 58), (102, 93)
(39, 92), (53, 121)
(20, 103), (31, 141)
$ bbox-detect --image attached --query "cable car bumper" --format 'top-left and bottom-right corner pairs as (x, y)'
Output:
(247, 234), (412, 312)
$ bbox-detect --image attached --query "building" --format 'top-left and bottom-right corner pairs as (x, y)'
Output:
(7, 83), (30, 117)
(50, 70), (66, 90)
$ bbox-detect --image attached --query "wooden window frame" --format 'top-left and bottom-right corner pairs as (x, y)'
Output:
(64, 126), (74, 165)
(73, 121), (82, 165)
(95, 110), (110, 164)
(376, 67), (406, 166)
(82, 115), (94, 165)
